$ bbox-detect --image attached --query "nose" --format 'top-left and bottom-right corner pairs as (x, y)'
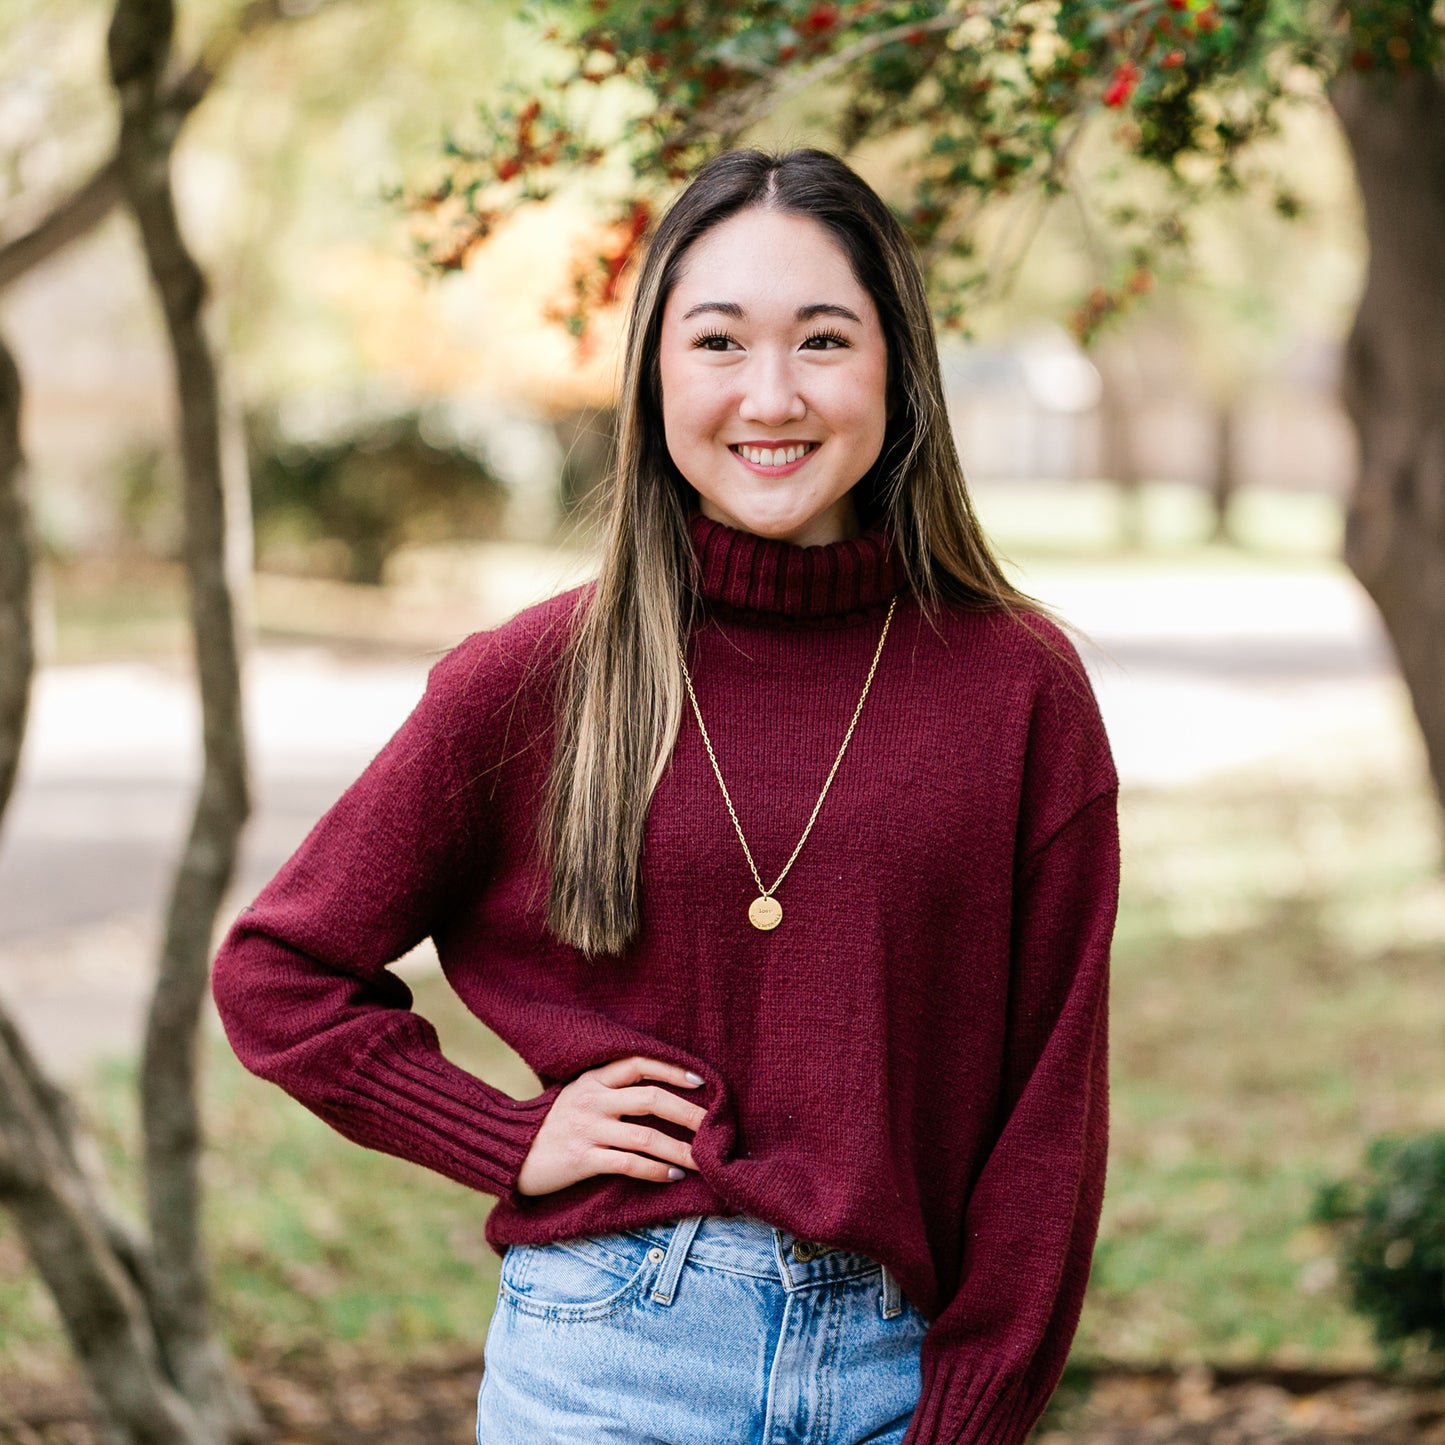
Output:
(738, 350), (807, 426)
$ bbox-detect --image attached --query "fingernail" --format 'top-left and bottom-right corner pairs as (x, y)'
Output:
(684, 1071), (704, 1086)
(667, 1166), (686, 1180)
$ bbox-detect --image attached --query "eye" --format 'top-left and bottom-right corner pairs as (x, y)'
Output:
(801, 329), (851, 350)
(691, 330), (738, 351)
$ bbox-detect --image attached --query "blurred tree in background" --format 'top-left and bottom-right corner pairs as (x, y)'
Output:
(406, 0), (1445, 842)
(3, 0), (591, 573)
(1, 0), (338, 1437)
(247, 408), (508, 585)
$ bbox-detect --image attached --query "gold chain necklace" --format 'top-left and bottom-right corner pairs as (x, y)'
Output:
(677, 593), (899, 932)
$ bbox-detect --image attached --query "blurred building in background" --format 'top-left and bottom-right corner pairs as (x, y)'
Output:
(943, 321), (1354, 497)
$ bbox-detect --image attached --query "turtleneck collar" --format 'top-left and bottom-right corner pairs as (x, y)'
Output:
(686, 509), (909, 622)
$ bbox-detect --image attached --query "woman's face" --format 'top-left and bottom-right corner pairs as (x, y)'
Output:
(657, 207), (890, 548)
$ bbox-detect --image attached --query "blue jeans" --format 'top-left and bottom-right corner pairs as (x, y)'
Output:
(476, 1213), (927, 1443)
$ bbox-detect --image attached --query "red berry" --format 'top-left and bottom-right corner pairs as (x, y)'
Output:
(1102, 61), (1141, 107)
(497, 158), (522, 181)
(1160, 48), (1186, 67)
(804, 3), (839, 34)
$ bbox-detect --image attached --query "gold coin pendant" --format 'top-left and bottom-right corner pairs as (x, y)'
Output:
(748, 895), (782, 931)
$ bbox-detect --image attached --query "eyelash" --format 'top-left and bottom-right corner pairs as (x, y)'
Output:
(690, 328), (852, 352)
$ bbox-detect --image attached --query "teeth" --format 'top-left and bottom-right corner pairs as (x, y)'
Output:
(737, 443), (815, 467)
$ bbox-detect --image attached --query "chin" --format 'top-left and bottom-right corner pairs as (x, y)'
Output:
(715, 493), (842, 543)
(739, 508), (809, 538)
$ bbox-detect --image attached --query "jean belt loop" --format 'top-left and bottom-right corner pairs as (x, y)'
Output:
(651, 1215), (704, 1306)
(880, 1261), (903, 1319)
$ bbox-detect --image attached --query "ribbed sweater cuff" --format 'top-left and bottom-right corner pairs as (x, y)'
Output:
(323, 1018), (564, 1198)
(906, 1356), (1039, 1445)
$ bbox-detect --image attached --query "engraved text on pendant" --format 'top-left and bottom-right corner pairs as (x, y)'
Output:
(749, 895), (782, 931)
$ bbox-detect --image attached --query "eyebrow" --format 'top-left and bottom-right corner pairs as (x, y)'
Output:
(679, 301), (864, 324)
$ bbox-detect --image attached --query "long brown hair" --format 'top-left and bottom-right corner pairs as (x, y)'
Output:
(542, 146), (1063, 957)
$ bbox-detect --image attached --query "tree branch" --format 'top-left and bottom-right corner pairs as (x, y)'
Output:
(668, 10), (967, 149)
(0, 1000), (160, 1301)
(0, 161), (125, 294)
(0, 0), (335, 293)
(0, 1026), (211, 1443)
(109, 0), (260, 1430)
(0, 333), (30, 819)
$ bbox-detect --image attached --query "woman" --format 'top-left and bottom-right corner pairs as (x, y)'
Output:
(211, 146), (1119, 1444)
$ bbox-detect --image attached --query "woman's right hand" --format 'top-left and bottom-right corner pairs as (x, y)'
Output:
(513, 1055), (708, 1197)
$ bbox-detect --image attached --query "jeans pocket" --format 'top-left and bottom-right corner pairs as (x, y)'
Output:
(499, 1231), (658, 1322)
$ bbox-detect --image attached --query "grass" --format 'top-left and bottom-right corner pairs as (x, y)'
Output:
(1076, 763), (1445, 1371)
(42, 554), (192, 663)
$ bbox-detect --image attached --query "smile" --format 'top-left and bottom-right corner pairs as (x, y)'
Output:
(728, 442), (820, 472)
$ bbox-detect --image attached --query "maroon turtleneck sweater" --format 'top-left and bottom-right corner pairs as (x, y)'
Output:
(211, 512), (1119, 1445)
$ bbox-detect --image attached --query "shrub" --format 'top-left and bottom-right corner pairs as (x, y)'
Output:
(1311, 1131), (1445, 1371)
(248, 408), (509, 585)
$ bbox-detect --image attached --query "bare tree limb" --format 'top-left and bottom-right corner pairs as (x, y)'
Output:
(108, 0), (261, 1434)
(0, 161), (125, 294)
(0, 999), (161, 1303)
(0, 0), (335, 293)
(0, 333), (31, 819)
(0, 272), (206, 1445)
(0, 1), (325, 1436)
(0, 981), (208, 1444)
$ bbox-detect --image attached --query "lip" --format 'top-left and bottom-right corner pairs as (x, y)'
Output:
(728, 441), (821, 477)
(729, 439), (819, 448)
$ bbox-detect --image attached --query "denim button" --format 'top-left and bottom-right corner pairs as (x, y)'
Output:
(791, 1240), (834, 1262)
(648, 1247), (664, 1262)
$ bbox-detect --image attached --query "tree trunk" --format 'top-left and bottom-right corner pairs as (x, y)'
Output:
(1096, 344), (1145, 550)
(0, 4), (315, 1437)
(1209, 398), (1238, 546)
(0, 334), (31, 820)
(1329, 66), (1445, 852)
(0, 1021), (213, 1445)
(109, 0), (261, 1438)
(0, 340), (214, 1442)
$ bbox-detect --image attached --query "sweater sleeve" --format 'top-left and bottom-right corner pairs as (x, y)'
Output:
(906, 631), (1120, 1445)
(209, 635), (566, 1199)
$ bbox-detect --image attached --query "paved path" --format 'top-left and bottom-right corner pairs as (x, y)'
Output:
(0, 564), (1423, 1078)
